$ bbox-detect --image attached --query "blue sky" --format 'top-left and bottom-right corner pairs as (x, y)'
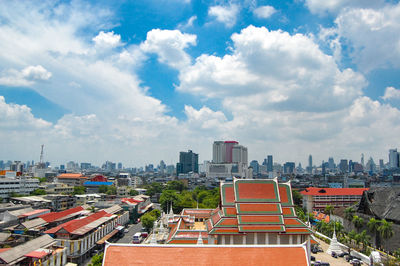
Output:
(0, 0), (400, 166)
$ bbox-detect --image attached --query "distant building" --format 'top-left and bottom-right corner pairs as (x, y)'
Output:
(307, 155), (312, 174)
(208, 141), (250, 179)
(389, 149), (399, 168)
(328, 157), (335, 170)
(80, 162), (91, 170)
(118, 162), (123, 170)
(249, 160), (259, 175)
(283, 162), (295, 174)
(0, 178), (39, 198)
(177, 150), (198, 175)
(57, 173), (88, 186)
(339, 159), (348, 173)
(267, 155), (273, 172)
(301, 187), (368, 212)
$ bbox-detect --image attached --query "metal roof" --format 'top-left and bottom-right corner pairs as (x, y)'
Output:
(0, 233), (11, 242)
(22, 218), (48, 229)
(72, 216), (114, 235)
(0, 235), (56, 264)
(104, 205), (122, 214)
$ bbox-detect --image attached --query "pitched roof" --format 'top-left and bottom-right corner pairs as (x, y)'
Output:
(0, 235), (55, 264)
(300, 187), (368, 196)
(103, 244), (310, 266)
(20, 209), (50, 218)
(39, 206), (85, 223)
(57, 173), (86, 179)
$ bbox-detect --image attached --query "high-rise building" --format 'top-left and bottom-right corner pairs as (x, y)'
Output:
(80, 162), (91, 170)
(0, 160), (4, 170)
(212, 141), (226, 163)
(250, 160), (259, 175)
(348, 160), (353, 172)
(379, 159), (384, 170)
(307, 155), (312, 173)
(283, 162), (295, 174)
(328, 157), (335, 170)
(389, 149), (399, 168)
(339, 159), (348, 173)
(177, 150), (199, 175)
(118, 162), (123, 170)
(267, 155), (273, 172)
(159, 160), (166, 174)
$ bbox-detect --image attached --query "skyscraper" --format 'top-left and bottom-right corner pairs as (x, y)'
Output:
(267, 155), (273, 172)
(250, 160), (260, 175)
(307, 155), (312, 173)
(328, 157), (335, 170)
(339, 159), (348, 173)
(389, 149), (399, 168)
(177, 150), (199, 175)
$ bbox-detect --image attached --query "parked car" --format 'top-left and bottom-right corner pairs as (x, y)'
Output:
(140, 231), (148, 238)
(124, 228), (129, 233)
(132, 232), (142, 244)
(350, 259), (362, 266)
(311, 256), (316, 261)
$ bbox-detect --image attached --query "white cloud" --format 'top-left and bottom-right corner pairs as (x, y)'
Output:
(93, 31), (122, 49)
(304, 0), (385, 15)
(208, 4), (240, 28)
(178, 25), (366, 112)
(140, 29), (196, 69)
(253, 5), (276, 19)
(334, 3), (400, 72)
(382, 86), (400, 101)
(0, 65), (52, 87)
(178, 16), (197, 30)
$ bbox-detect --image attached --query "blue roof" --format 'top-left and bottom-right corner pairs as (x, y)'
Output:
(84, 181), (113, 186)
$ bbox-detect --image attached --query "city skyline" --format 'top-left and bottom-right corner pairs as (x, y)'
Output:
(1, 1), (400, 166)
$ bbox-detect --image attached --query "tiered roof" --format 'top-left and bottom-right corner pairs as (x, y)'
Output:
(207, 178), (311, 236)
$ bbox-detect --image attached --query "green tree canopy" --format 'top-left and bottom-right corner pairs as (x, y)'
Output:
(344, 207), (355, 221)
(73, 186), (85, 195)
(378, 219), (394, 244)
(30, 189), (46, 195)
(352, 215), (364, 232)
(165, 180), (186, 192)
(129, 189), (139, 196)
(89, 252), (103, 266)
(98, 185), (108, 194)
(324, 205), (334, 215)
(141, 212), (157, 231)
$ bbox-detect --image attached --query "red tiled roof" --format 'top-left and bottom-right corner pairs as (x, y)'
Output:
(121, 198), (143, 204)
(103, 245), (309, 266)
(215, 218), (238, 227)
(40, 206), (84, 223)
(282, 207), (296, 217)
(236, 203), (281, 214)
(24, 250), (49, 258)
(223, 207), (237, 217)
(221, 184), (235, 206)
(174, 231), (208, 239)
(237, 215), (283, 225)
(58, 173), (86, 179)
(0, 248), (11, 253)
(300, 187), (368, 196)
(234, 180), (279, 202)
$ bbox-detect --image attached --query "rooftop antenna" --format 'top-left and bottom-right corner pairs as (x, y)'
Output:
(39, 144), (44, 164)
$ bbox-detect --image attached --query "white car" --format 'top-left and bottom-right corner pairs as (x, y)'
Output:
(124, 228), (129, 233)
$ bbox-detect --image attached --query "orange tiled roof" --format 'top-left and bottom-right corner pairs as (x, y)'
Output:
(301, 187), (368, 196)
(57, 173), (86, 179)
(103, 245), (309, 266)
(39, 206), (84, 223)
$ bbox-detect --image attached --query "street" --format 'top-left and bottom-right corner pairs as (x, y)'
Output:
(116, 222), (143, 244)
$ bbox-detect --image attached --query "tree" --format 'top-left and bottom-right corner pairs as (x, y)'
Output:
(159, 190), (180, 213)
(106, 186), (117, 195)
(141, 212), (157, 231)
(292, 190), (303, 206)
(129, 189), (139, 196)
(30, 189), (46, 195)
(378, 219), (394, 249)
(352, 215), (364, 232)
(367, 218), (381, 248)
(324, 205), (334, 216)
(148, 209), (161, 219)
(145, 182), (163, 197)
(73, 186), (86, 195)
(89, 252), (103, 266)
(165, 180), (186, 192)
(345, 207), (355, 221)
(34, 177), (47, 183)
(356, 230), (371, 252)
(98, 185), (108, 194)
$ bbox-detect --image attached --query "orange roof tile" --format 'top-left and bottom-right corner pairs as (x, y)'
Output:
(223, 207), (237, 217)
(215, 218), (238, 227)
(238, 225), (285, 232)
(57, 173), (86, 179)
(300, 187), (368, 196)
(237, 215), (283, 225)
(104, 245), (309, 266)
(282, 207), (296, 217)
(221, 183), (235, 206)
(236, 203), (281, 214)
(235, 180), (279, 202)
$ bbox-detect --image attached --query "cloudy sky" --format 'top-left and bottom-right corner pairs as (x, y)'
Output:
(1, 0), (400, 167)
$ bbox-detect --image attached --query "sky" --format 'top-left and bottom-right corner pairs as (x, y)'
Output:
(1, 0), (400, 167)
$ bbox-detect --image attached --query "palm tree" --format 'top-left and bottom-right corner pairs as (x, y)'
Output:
(324, 205), (334, 216)
(357, 230), (371, 252)
(367, 217), (381, 248)
(345, 207), (355, 221)
(352, 215), (364, 232)
(348, 229), (357, 247)
(378, 219), (394, 250)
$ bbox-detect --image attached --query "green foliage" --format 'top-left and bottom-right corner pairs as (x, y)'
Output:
(73, 186), (86, 195)
(30, 189), (46, 195)
(98, 185), (108, 194)
(144, 182), (163, 197)
(324, 205), (334, 215)
(149, 209), (161, 219)
(292, 190), (303, 206)
(352, 215), (364, 232)
(378, 219), (394, 242)
(34, 177), (47, 183)
(141, 212), (157, 231)
(89, 252), (103, 266)
(10, 192), (23, 197)
(105, 186), (117, 195)
(129, 189), (139, 196)
(165, 180), (186, 192)
(345, 207), (355, 221)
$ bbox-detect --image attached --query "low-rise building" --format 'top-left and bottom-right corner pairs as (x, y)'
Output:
(57, 173), (88, 186)
(0, 178), (39, 198)
(300, 187), (369, 212)
(0, 235), (66, 265)
(45, 183), (74, 194)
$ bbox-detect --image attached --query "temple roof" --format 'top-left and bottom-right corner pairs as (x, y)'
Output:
(103, 244), (310, 266)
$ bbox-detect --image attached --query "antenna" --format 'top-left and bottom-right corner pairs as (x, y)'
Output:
(40, 144), (44, 164)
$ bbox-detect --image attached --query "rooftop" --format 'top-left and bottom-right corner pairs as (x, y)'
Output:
(300, 187), (369, 196)
(103, 244), (309, 266)
(57, 173), (86, 179)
